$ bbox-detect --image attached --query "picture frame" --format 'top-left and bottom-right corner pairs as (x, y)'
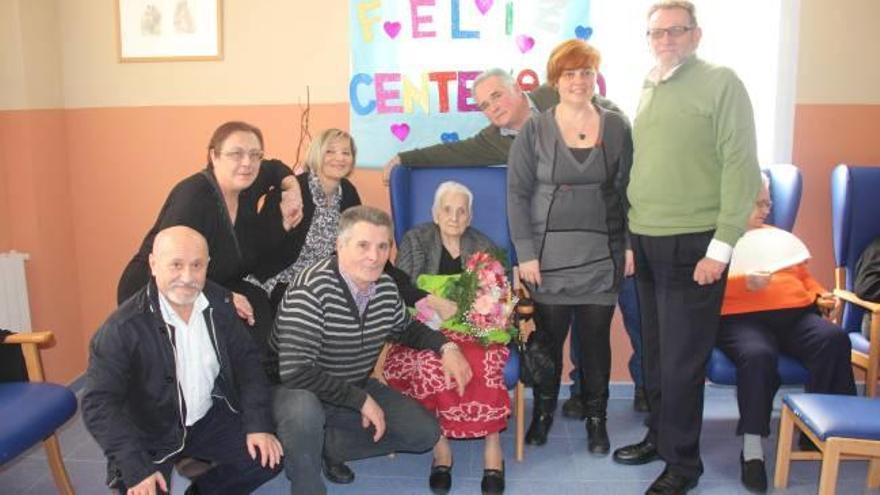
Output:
(115, 0), (223, 62)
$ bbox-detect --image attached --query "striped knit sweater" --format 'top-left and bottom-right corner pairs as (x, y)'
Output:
(272, 256), (447, 410)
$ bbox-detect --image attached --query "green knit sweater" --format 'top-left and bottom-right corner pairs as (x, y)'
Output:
(628, 56), (761, 246)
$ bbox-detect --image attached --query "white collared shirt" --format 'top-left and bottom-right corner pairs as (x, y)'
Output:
(648, 61), (683, 84)
(158, 292), (219, 426)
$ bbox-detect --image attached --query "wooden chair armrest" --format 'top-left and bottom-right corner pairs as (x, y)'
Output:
(2, 330), (55, 346)
(1, 331), (54, 382)
(833, 289), (880, 314)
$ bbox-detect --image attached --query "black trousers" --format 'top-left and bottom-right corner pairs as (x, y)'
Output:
(718, 305), (856, 436)
(633, 231), (726, 479)
(533, 302), (614, 414)
(116, 400), (280, 494)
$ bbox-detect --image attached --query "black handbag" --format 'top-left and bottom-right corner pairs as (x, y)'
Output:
(518, 333), (555, 389)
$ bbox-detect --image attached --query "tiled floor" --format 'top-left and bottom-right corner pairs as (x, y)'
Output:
(1, 385), (873, 494)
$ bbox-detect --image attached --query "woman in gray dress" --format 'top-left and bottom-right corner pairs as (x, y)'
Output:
(507, 39), (633, 453)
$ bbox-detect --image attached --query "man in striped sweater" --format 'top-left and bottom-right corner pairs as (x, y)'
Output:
(270, 206), (472, 495)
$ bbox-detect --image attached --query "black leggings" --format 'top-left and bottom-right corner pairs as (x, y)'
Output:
(533, 302), (614, 414)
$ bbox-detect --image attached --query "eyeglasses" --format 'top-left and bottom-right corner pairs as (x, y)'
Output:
(221, 149), (264, 162)
(646, 25), (695, 40)
(560, 68), (597, 82)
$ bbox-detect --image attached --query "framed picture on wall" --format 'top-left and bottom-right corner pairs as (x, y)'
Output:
(116, 0), (223, 62)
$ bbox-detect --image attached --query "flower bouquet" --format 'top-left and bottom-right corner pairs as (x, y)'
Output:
(413, 250), (518, 345)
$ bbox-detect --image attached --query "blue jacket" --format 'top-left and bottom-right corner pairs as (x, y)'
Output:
(82, 278), (273, 489)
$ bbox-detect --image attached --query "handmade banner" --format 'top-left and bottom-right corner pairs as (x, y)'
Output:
(349, 0), (591, 167)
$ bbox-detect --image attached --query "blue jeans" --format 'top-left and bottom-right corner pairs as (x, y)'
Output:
(273, 379), (441, 495)
(569, 276), (643, 395)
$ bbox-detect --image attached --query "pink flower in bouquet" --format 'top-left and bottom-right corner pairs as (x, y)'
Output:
(472, 294), (495, 316)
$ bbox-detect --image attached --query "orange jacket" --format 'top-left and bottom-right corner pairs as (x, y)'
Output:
(722, 262), (825, 315)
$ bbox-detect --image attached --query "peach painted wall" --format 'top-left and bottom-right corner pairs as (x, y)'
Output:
(791, 105), (880, 290)
(0, 110), (85, 381)
(2, 0), (879, 385)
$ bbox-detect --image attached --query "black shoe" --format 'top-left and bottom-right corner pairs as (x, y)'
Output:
(428, 464), (452, 494)
(646, 469), (698, 495)
(480, 462), (505, 494)
(322, 458), (355, 484)
(525, 412), (554, 445)
(613, 436), (660, 465)
(562, 394), (587, 420)
(633, 387), (649, 413)
(798, 432), (819, 452)
(740, 453), (767, 493)
(585, 416), (610, 454)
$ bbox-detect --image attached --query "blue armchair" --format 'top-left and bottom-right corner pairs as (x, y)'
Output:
(0, 331), (77, 494)
(831, 164), (880, 397)
(706, 163), (810, 385)
(388, 164), (526, 461)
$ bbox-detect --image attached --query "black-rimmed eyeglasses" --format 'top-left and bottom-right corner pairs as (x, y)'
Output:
(646, 25), (695, 40)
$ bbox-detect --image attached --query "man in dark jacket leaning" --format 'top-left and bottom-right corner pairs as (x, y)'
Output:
(83, 226), (282, 494)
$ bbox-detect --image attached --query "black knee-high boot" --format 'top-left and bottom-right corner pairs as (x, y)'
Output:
(525, 393), (557, 446)
(584, 397), (609, 454)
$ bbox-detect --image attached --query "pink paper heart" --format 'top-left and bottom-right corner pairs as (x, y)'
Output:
(390, 123), (410, 142)
(516, 34), (535, 54)
(383, 21), (401, 39)
(475, 0), (493, 15)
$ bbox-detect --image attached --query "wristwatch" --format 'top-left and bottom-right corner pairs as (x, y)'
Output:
(439, 342), (460, 356)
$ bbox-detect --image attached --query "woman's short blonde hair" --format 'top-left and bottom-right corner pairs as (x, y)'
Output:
(546, 39), (602, 87)
(303, 128), (357, 178)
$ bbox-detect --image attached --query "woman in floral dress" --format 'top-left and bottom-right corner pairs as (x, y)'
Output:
(383, 181), (510, 495)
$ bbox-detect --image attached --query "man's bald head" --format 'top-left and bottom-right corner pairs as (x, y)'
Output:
(152, 225), (209, 258)
(149, 226), (210, 317)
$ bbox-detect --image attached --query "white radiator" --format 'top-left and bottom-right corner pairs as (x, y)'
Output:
(0, 251), (32, 332)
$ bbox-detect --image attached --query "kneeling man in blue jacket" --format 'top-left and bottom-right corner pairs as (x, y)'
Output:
(83, 226), (282, 494)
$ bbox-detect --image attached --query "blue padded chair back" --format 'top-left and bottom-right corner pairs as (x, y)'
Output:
(831, 164), (880, 333)
(389, 165), (519, 388)
(763, 164), (802, 232)
(389, 165), (515, 266)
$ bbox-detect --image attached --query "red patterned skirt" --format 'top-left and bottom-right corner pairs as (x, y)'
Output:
(383, 329), (511, 438)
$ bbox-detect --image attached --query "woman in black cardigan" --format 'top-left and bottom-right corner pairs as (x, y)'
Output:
(250, 128), (362, 307)
(117, 121), (302, 369)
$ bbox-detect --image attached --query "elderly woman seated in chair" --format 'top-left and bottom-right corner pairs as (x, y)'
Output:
(718, 175), (856, 493)
(382, 181), (509, 495)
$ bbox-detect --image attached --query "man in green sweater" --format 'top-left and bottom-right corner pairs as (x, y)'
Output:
(611, 2), (761, 495)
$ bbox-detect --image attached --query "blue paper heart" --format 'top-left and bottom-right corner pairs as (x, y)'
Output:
(441, 132), (460, 143)
(574, 25), (593, 40)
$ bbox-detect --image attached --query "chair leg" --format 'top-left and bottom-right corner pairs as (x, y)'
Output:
(774, 404), (795, 489)
(43, 434), (75, 495)
(515, 381), (525, 462)
(867, 358), (878, 398)
(868, 457), (880, 489)
(818, 440), (841, 495)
